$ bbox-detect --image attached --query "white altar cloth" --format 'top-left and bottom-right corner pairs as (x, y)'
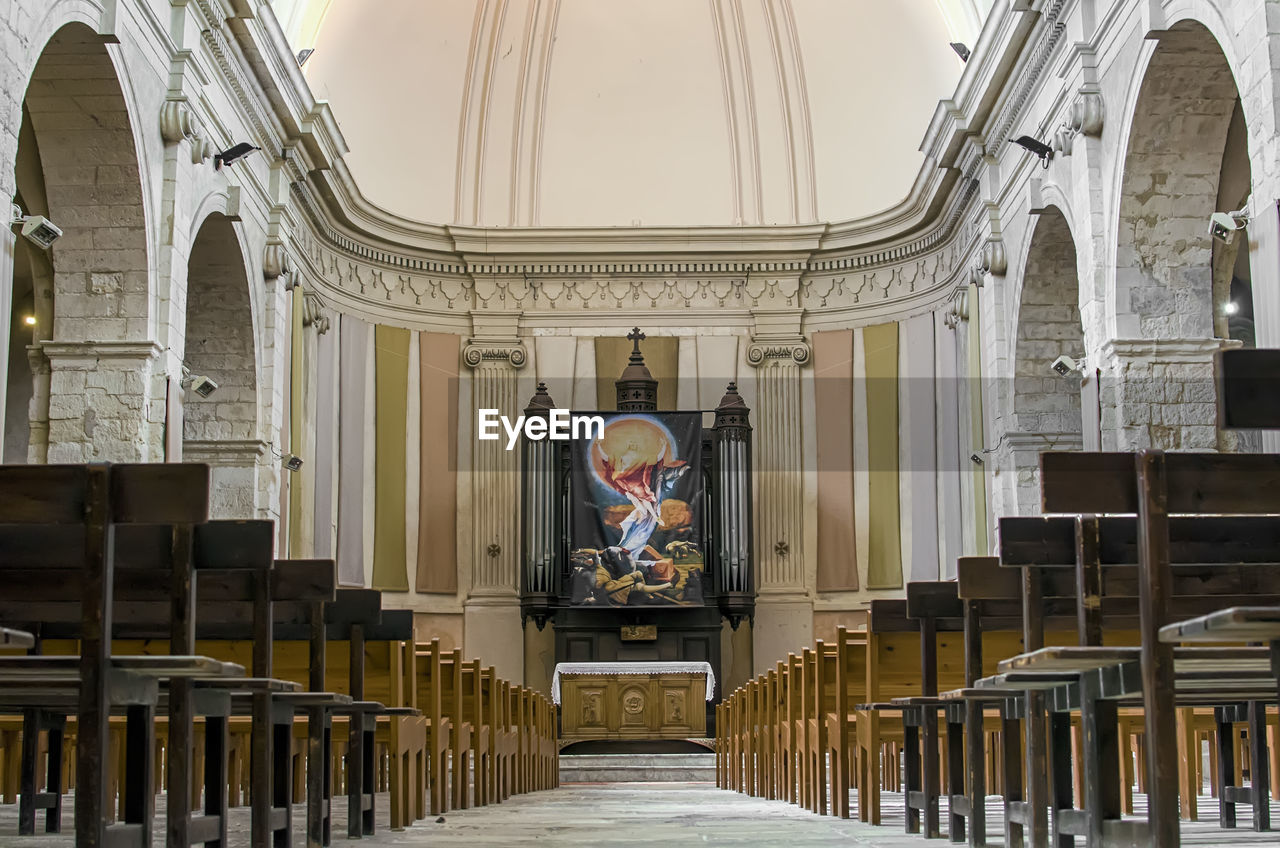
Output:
(551, 661), (716, 704)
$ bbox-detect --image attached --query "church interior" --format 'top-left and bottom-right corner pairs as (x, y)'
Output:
(1, 0), (1280, 844)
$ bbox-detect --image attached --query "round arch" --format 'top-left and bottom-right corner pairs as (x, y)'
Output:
(1007, 206), (1086, 514)
(6, 22), (156, 462)
(180, 212), (262, 517)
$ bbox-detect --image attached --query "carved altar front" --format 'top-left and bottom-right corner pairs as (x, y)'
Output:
(552, 662), (713, 743)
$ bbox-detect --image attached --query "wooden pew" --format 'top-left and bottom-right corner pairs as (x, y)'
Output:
(413, 639), (453, 816)
(0, 463), (240, 847)
(1003, 451), (1280, 845)
(825, 627), (867, 820)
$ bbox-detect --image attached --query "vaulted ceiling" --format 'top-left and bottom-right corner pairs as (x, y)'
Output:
(274, 0), (993, 227)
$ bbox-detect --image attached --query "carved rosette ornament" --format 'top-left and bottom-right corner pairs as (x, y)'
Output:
(159, 100), (213, 164)
(746, 342), (811, 367)
(463, 344), (527, 369)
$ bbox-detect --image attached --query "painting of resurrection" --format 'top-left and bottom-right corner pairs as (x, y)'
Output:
(568, 413), (705, 607)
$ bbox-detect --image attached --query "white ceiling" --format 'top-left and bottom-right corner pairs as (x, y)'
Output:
(278, 0), (992, 227)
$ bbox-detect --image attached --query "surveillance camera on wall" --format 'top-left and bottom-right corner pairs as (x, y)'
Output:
(10, 206), (62, 250)
(282, 454), (303, 472)
(189, 375), (218, 398)
(180, 368), (219, 398)
(1051, 355), (1083, 377)
(1209, 209), (1249, 245)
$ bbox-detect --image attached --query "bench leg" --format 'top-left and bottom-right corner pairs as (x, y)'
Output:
(250, 692), (273, 848)
(272, 707), (294, 848)
(1249, 701), (1270, 832)
(964, 702), (986, 847)
(168, 680), (194, 847)
(362, 719), (377, 835)
(946, 712), (965, 843)
(905, 714), (921, 834)
(1217, 708), (1238, 829)
(123, 703), (156, 847)
(204, 715), (229, 848)
(1048, 711), (1074, 848)
(1023, 692), (1050, 848)
(1002, 707), (1024, 848)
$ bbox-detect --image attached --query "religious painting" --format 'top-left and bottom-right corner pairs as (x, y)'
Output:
(568, 412), (705, 607)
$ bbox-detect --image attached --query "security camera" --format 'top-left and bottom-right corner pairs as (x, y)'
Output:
(1209, 209), (1249, 245)
(282, 454), (303, 472)
(1051, 355), (1082, 377)
(189, 375), (218, 398)
(10, 206), (62, 250)
(180, 367), (218, 398)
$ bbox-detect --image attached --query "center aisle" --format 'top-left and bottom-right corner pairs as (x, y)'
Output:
(382, 783), (897, 846)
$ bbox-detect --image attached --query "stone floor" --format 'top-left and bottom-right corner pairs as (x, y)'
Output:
(2, 787), (1279, 845)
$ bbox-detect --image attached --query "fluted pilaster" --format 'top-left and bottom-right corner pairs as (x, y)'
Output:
(747, 341), (809, 590)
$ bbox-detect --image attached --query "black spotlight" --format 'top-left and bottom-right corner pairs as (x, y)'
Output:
(950, 42), (970, 62)
(1012, 135), (1054, 166)
(214, 142), (261, 170)
(296, 48), (315, 67)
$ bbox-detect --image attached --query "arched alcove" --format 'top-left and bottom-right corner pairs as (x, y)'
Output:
(10, 23), (155, 462)
(1108, 20), (1249, 450)
(1009, 207), (1085, 514)
(1115, 20), (1243, 340)
(180, 212), (261, 518)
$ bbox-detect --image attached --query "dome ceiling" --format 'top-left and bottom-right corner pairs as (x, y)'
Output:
(281, 0), (990, 227)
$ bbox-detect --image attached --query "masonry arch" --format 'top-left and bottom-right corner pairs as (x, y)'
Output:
(1113, 19), (1246, 340)
(1106, 19), (1249, 449)
(6, 22), (157, 462)
(1007, 206), (1086, 514)
(179, 211), (263, 517)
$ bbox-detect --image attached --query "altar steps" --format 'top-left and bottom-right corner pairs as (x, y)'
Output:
(559, 753), (717, 783)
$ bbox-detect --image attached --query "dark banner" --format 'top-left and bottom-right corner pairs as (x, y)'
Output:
(569, 412), (704, 607)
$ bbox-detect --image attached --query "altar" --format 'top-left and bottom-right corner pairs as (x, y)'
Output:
(552, 662), (714, 743)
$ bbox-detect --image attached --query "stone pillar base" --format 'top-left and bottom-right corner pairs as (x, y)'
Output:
(1099, 338), (1238, 451)
(464, 594), (524, 684)
(752, 595), (812, 675)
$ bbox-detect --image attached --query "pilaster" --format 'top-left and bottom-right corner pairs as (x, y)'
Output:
(463, 329), (527, 683)
(746, 321), (810, 672)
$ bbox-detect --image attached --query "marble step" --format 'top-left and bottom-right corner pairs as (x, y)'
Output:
(559, 753), (717, 783)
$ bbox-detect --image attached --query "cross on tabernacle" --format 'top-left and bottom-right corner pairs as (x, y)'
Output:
(628, 327), (645, 353)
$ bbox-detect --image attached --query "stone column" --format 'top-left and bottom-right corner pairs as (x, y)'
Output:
(747, 337), (811, 674)
(1097, 339), (1237, 451)
(182, 439), (269, 518)
(25, 346), (50, 464)
(463, 338), (527, 683)
(41, 341), (166, 462)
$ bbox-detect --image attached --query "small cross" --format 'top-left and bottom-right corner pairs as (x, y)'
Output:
(627, 327), (645, 353)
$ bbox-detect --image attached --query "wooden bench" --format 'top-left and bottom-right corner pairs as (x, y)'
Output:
(1006, 450), (1280, 845)
(0, 463), (231, 847)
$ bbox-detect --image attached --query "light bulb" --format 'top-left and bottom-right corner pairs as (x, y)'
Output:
(22, 315), (35, 326)
(1224, 301), (1240, 316)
